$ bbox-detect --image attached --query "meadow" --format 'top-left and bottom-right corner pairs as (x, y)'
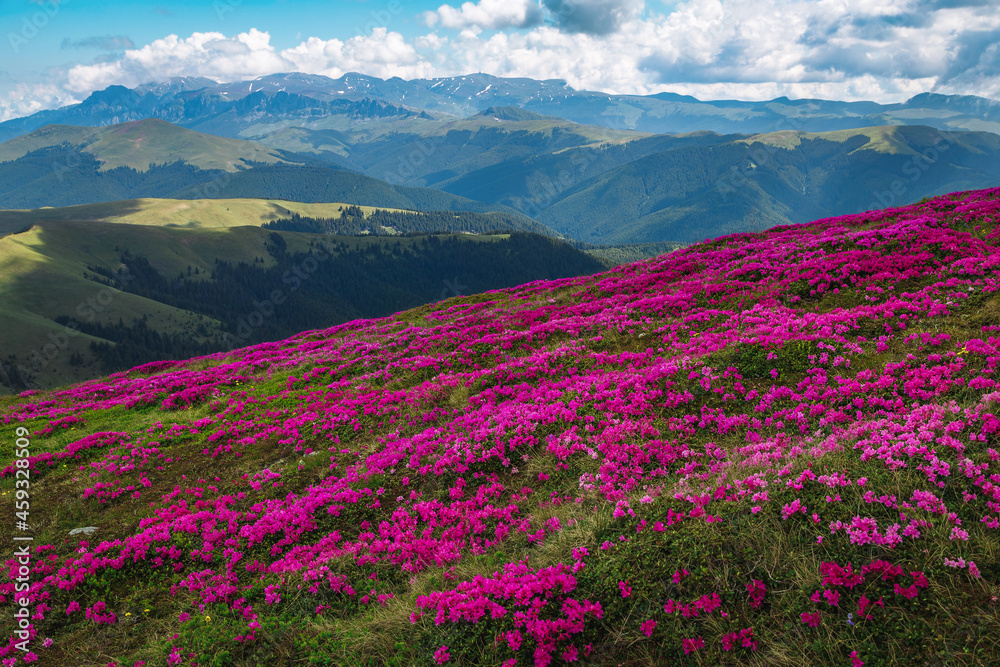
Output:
(2, 187), (1000, 666)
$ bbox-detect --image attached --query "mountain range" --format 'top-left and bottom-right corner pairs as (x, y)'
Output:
(3, 73), (1000, 145)
(4, 114), (1000, 244)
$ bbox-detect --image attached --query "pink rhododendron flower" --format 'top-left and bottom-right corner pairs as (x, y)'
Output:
(433, 645), (450, 664)
(800, 612), (822, 627)
(681, 636), (704, 654)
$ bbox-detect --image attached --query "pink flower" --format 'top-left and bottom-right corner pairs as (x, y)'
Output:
(433, 645), (451, 664)
(850, 650), (864, 667)
(618, 580), (632, 598)
(746, 579), (766, 608)
(681, 636), (704, 654)
(562, 645), (578, 662)
(640, 619), (657, 637)
(800, 612), (822, 627)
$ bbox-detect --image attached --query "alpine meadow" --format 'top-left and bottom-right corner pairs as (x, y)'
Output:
(2, 1), (1000, 666)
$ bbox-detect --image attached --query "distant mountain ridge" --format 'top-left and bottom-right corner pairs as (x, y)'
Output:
(2, 73), (999, 144)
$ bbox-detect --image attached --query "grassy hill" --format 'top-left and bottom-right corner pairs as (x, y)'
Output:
(1, 187), (999, 666)
(0, 199), (425, 235)
(244, 108), (647, 189)
(0, 119), (299, 172)
(532, 125), (1000, 243)
(0, 145), (546, 224)
(0, 204), (601, 389)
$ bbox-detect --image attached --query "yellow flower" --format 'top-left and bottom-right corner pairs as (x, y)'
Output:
(205, 616), (211, 622)
(125, 612), (131, 617)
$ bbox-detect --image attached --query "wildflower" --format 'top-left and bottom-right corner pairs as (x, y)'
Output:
(800, 612), (822, 627)
(681, 636), (704, 654)
(746, 579), (766, 608)
(640, 619), (657, 636)
(433, 645), (451, 664)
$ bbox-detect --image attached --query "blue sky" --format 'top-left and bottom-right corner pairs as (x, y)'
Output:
(2, 0), (999, 121)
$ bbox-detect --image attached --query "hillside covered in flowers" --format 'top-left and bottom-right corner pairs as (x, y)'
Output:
(3, 187), (1000, 666)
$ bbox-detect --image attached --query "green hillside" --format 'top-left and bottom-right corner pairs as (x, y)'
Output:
(534, 125), (1000, 243)
(0, 198), (416, 234)
(0, 119), (298, 172)
(243, 109), (646, 188)
(0, 212), (604, 391)
(0, 147), (547, 226)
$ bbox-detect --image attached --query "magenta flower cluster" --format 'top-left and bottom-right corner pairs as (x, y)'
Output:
(2, 187), (1000, 664)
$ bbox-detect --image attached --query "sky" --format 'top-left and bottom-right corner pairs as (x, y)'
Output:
(1, 0), (999, 122)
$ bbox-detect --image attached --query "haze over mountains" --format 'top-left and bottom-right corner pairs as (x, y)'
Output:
(3, 73), (1000, 145)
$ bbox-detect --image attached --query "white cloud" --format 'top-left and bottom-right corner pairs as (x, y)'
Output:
(0, 83), (78, 122)
(424, 0), (545, 30)
(282, 28), (437, 80)
(4, 0), (1000, 123)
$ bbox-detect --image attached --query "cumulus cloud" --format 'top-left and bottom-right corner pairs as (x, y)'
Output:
(282, 28), (438, 80)
(541, 0), (644, 34)
(0, 83), (78, 122)
(61, 35), (135, 51)
(424, 0), (545, 30)
(63, 30), (289, 94)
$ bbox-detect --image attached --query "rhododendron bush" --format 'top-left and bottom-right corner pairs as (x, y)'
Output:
(2, 188), (1000, 666)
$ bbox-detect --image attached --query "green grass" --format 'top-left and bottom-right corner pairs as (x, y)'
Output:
(0, 119), (296, 172)
(0, 198), (415, 233)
